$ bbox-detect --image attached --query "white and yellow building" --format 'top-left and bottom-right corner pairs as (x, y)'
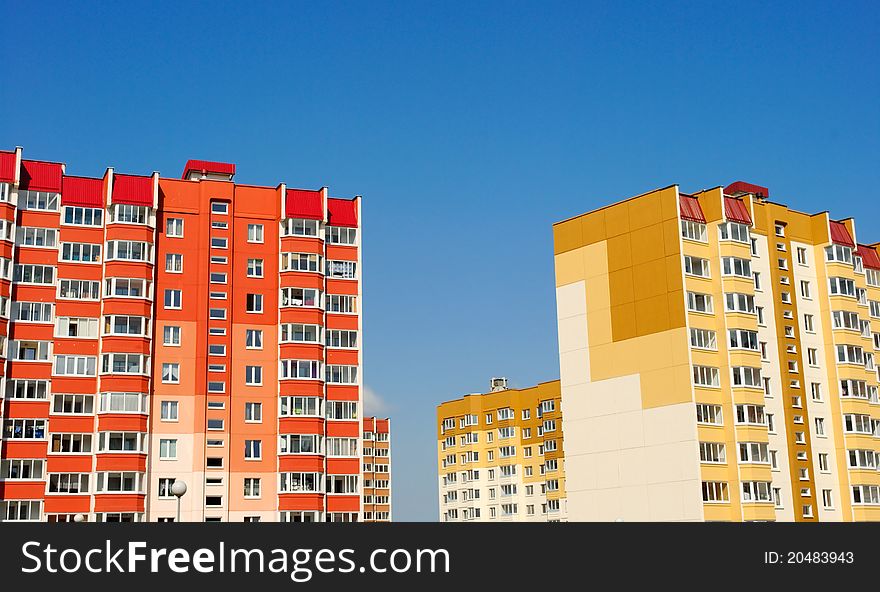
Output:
(436, 379), (566, 522)
(554, 181), (880, 521)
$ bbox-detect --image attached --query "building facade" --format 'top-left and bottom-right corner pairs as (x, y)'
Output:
(362, 416), (391, 522)
(0, 146), (366, 522)
(436, 379), (566, 522)
(554, 181), (880, 521)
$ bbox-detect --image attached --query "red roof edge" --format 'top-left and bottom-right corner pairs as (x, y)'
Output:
(830, 221), (855, 247)
(0, 151), (16, 183)
(285, 188), (324, 221)
(112, 174), (154, 207)
(678, 194), (706, 223)
(19, 159), (63, 192)
(723, 196), (752, 225)
(182, 159), (236, 179)
(725, 181), (769, 198)
(327, 197), (359, 228)
(856, 244), (880, 270)
(62, 176), (105, 208)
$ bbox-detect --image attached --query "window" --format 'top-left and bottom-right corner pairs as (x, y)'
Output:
(245, 329), (263, 349)
(686, 292), (713, 314)
(728, 329), (758, 351)
(828, 276), (856, 297)
(283, 218), (321, 237)
(721, 256), (751, 278)
(684, 256), (711, 278)
(60, 279), (101, 300)
(699, 442), (726, 464)
(166, 217), (183, 237)
(693, 366), (720, 388)
(327, 260), (357, 279)
(211, 237), (228, 249)
(735, 404), (766, 426)
(211, 202), (228, 215)
(326, 329), (358, 348)
(280, 359), (322, 380)
(803, 314), (814, 332)
(282, 287), (322, 308)
(796, 246), (807, 265)
(327, 437), (358, 457)
(247, 258), (264, 278)
(279, 434), (322, 454)
(731, 366), (762, 388)
(106, 278), (151, 299)
(279, 472), (323, 493)
(738, 442), (770, 464)
(163, 325), (181, 346)
(52, 394), (94, 415)
(102, 353), (149, 375)
(725, 292), (755, 314)
(837, 345), (865, 366)
(680, 220), (707, 242)
(244, 440), (262, 460)
(327, 226), (358, 244)
(19, 190), (59, 211)
(103, 315), (147, 337)
(246, 293), (263, 313)
(16, 227), (57, 248)
(825, 244), (853, 264)
(209, 308), (226, 319)
(326, 364), (358, 384)
(208, 344), (226, 356)
(61, 242), (101, 263)
(247, 224), (264, 243)
(210, 272), (227, 284)
(161, 363), (180, 384)
(63, 206), (103, 227)
(815, 417), (825, 436)
(807, 348), (818, 366)
(1, 459), (45, 480)
(326, 294), (357, 313)
(165, 253), (183, 273)
(99, 392), (146, 414)
(281, 252), (323, 273)
(245, 366), (262, 385)
(244, 402), (262, 422)
(741, 481), (773, 503)
(111, 204), (150, 225)
(98, 432), (145, 453)
(106, 240), (152, 262)
(851, 485), (880, 506)
(718, 222), (750, 243)
(160, 401), (179, 421)
(696, 404), (722, 425)
(56, 317), (99, 338)
(54, 355), (97, 377)
(14, 264), (55, 284)
(13, 302), (54, 324)
(3, 419), (48, 439)
(244, 478), (261, 498)
(702, 481), (729, 503)
(325, 401), (358, 420)
(7, 380), (49, 400)
(281, 323), (322, 343)
(159, 439), (178, 460)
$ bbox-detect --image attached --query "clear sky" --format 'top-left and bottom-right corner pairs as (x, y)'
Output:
(3, 1), (878, 520)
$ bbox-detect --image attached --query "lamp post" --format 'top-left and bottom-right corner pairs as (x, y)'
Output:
(171, 480), (187, 523)
(73, 513), (85, 523)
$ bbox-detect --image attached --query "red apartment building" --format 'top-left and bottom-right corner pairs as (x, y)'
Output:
(362, 416), (391, 522)
(0, 146), (371, 522)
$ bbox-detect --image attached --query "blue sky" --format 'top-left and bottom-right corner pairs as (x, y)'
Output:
(2, 1), (878, 520)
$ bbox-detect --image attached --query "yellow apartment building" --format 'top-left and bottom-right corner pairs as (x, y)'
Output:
(553, 181), (880, 521)
(436, 378), (566, 521)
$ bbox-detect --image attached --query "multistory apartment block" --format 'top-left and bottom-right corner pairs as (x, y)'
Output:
(554, 181), (880, 521)
(436, 379), (566, 522)
(362, 416), (391, 522)
(0, 147), (365, 522)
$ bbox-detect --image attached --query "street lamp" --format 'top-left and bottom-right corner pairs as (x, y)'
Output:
(171, 479), (187, 523)
(73, 513), (85, 523)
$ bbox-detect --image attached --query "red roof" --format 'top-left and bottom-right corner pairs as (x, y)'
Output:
(112, 174), (153, 206)
(286, 188), (323, 220)
(62, 176), (105, 207)
(0, 151), (16, 183)
(327, 197), (358, 228)
(829, 221), (855, 247)
(679, 194), (706, 223)
(182, 159), (236, 179)
(19, 160), (63, 192)
(856, 244), (880, 270)
(725, 181), (769, 198)
(723, 196), (752, 225)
